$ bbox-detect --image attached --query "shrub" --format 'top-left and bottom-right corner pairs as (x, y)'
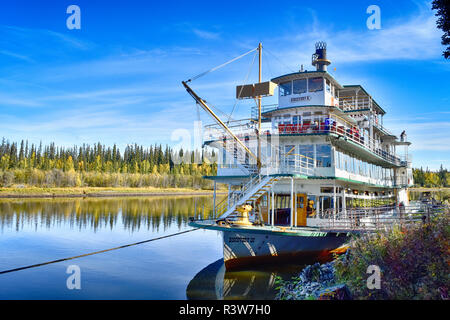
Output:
(334, 213), (450, 299)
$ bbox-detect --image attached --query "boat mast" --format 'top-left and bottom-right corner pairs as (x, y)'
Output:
(257, 43), (262, 172)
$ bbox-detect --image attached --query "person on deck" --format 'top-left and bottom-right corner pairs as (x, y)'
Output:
(400, 130), (406, 142)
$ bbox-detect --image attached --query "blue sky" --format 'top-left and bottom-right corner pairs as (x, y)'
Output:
(0, 0), (448, 169)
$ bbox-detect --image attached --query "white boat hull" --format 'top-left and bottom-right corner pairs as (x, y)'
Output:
(222, 228), (350, 269)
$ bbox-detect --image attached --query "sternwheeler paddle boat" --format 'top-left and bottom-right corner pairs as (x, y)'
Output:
(183, 42), (413, 269)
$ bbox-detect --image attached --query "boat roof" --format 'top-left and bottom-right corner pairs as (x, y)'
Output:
(341, 85), (386, 115)
(271, 71), (343, 89)
(271, 72), (386, 116)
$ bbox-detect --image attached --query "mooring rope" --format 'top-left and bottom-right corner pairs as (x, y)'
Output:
(0, 228), (199, 275)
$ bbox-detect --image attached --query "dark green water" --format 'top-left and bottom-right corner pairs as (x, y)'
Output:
(0, 196), (304, 300)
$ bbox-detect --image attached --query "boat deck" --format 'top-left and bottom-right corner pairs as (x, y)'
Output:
(189, 219), (357, 236)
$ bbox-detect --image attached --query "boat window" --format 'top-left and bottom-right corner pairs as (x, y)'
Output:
(316, 144), (332, 167)
(308, 77), (323, 92)
(298, 145), (314, 163)
(322, 196), (333, 212)
(279, 81), (292, 96)
(285, 145), (296, 165)
(261, 195), (268, 207)
(326, 79), (331, 93)
(285, 145), (295, 153)
(307, 196), (317, 213)
(293, 115), (301, 125)
(293, 79), (307, 94)
(283, 115), (291, 124)
(222, 147), (227, 165)
(320, 187), (333, 193)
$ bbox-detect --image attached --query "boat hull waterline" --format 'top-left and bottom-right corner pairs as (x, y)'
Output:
(189, 221), (351, 269)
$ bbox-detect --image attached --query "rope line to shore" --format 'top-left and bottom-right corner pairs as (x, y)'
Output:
(0, 228), (199, 275)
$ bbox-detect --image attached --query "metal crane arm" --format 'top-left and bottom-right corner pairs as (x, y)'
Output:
(182, 81), (261, 168)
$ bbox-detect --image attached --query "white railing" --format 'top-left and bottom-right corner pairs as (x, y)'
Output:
(276, 117), (403, 166)
(316, 204), (448, 231)
(339, 97), (372, 111)
(272, 154), (315, 176)
(206, 115), (404, 167)
(215, 174), (265, 217)
(215, 175), (277, 219)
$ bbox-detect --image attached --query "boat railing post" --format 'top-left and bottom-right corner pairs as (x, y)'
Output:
(294, 180), (297, 227)
(213, 181), (217, 218)
(271, 189), (275, 226)
(290, 177), (294, 228)
(342, 189), (347, 227)
(228, 184), (231, 209)
(333, 184), (337, 224)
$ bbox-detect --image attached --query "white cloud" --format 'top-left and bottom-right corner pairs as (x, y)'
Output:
(263, 2), (442, 70)
(384, 119), (450, 151)
(192, 28), (220, 40)
(0, 50), (33, 62)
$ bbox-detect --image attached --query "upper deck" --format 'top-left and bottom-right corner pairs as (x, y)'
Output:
(201, 42), (412, 188)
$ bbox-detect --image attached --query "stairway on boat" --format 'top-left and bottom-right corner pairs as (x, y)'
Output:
(215, 175), (279, 219)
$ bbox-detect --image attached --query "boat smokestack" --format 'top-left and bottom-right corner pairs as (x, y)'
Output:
(311, 41), (331, 72)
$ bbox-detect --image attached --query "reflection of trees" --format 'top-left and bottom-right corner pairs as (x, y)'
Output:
(0, 196), (226, 233)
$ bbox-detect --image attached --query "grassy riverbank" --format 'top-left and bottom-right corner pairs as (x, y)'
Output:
(0, 186), (225, 198)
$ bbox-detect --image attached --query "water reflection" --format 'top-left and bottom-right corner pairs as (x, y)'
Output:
(186, 259), (305, 300)
(0, 196), (225, 233)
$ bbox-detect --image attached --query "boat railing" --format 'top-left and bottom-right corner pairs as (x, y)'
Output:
(317, 204), (448, 231)
(338, 96), (372, 112)
(276, 119), (402, 166)
(399, 153), (413, 168)
(206, 119), (402, 167)
(214, 174), (266, 218)
(268, 153), (315, 176)
(251, 104), (279, 119)
(373, 121), (393, 136)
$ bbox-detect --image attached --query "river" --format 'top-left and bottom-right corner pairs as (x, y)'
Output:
(0, 196), (305, 299)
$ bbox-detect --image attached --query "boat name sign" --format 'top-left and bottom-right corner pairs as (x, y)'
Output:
(291, 96), (312, 103)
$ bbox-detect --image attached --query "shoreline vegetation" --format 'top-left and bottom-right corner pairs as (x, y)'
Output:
(0, 186), (226, 199)
(1, 139), (449, 199)
(0, 140), (226, 198)
(275, 210), (450, 300)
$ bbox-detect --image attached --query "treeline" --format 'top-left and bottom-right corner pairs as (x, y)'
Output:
(413, 166), (450, 188)
(0, 139), (217, 189)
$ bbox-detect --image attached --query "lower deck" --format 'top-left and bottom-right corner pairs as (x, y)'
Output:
(217, 176), (406, 230)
